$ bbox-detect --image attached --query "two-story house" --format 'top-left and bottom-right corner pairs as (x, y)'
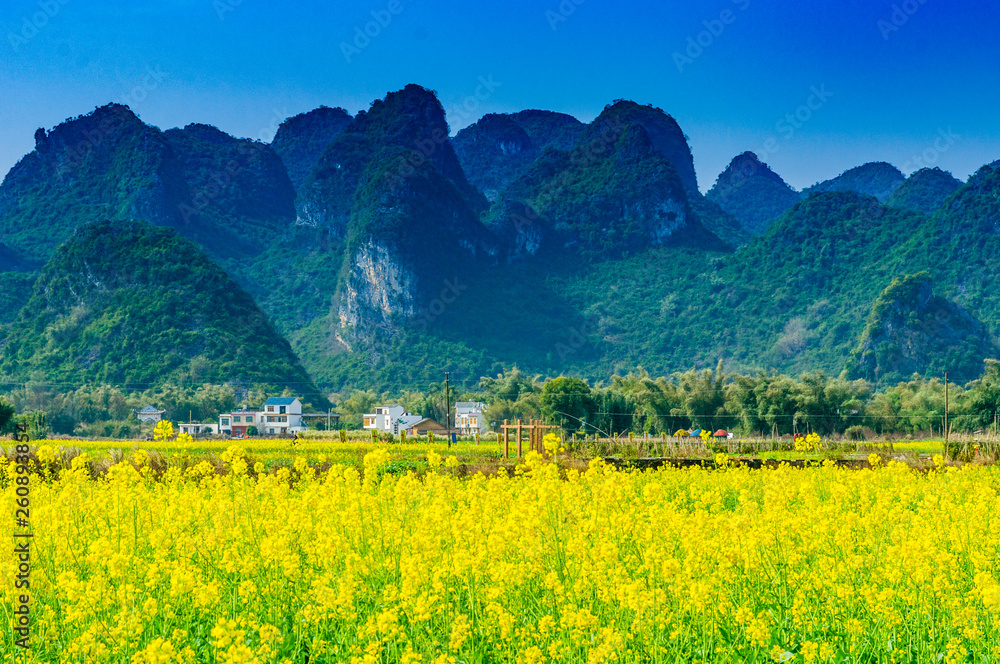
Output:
(455, 401), (488, 434)
(260, 397), (304, 434)
(218, 397), (306, 436)
(219, 409), (259, 437)
(363, 405), (424, 434)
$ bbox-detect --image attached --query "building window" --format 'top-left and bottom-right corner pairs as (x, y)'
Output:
(246, 415), (253, 423)
(279, 406), (286, 414)
(233, 416), (241, 423)
(221, 418), (230, 426)
(280, 416), (287, 423)
(267, 406), (274, 413)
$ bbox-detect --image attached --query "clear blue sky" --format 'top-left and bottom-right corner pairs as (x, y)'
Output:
(1, 0), (997, 191)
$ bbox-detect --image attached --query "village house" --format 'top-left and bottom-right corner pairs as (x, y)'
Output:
(454, 401), (488, 434)
(363, 404), (423, 434)
(219, 409), (259, 437)
(260, 397), (305, 434)
(177, 422), (212, 436)
(218, 397), (307, 436)
(404, 418), (449, 436)
(134, 405), (165, 423)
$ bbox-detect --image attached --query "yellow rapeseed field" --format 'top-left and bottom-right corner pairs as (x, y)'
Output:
(2, 447), (1000, 663)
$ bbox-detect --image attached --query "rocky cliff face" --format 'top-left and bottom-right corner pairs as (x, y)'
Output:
(707, 151), (801, 234)
(850, 273), (999, 384)
(338, 240), (419, 342)
(336, 147), (495, 342)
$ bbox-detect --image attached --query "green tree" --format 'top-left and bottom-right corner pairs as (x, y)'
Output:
(0, 397), (15, 433)
(955, 360), (1000, 431)
(541, 377), (595, 432)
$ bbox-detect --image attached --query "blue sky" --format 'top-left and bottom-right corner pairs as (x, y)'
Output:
(1, 0), (997, 191)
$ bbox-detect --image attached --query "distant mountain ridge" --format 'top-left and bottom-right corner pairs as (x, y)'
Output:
(1, 87), (998, 395)
(0, 104), (297, 262)
(804, 161), (906, 201)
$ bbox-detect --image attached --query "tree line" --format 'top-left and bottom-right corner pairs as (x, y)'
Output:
(4, 360), (1000, 438)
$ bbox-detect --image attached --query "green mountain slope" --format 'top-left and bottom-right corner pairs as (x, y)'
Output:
(493, 117), (725, 260)
(0, 104), (297, 263)
(452, 110), (585, 201)
(163, 123), (296, 256)
(297, 84), (486, 235)
(0, 220), (327, 407)
(885, 168), (962, 215)
(804, 161), (905, 201)
(848, 273), (998, 385)
(0, 104), (188, 261)
(271, 106), (353, 192)
(707, 151), (801, 234)
(2, 90), (998, 396)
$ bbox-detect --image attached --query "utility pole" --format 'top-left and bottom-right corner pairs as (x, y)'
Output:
(944, 371), (949, 446)
(445, 372), (451, 448)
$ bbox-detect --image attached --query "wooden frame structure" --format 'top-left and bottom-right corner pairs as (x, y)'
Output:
(500, 419), (560, 458)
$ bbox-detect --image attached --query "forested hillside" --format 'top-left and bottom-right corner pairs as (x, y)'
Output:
(0, 87), (995, 398)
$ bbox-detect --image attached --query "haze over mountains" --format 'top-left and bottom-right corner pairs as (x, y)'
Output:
(1, 83), (997, 399)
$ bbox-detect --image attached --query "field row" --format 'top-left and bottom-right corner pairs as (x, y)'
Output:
(1, 450), (999, 662)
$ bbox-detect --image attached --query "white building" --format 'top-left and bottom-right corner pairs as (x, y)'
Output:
(259, 397), (305, 434)
(177, 422), (212, 436)
(455, 401), (488, 434)
(218, 397), (307, 436)
(363, 405), (423, 434)
(134, 405), (165, 423)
